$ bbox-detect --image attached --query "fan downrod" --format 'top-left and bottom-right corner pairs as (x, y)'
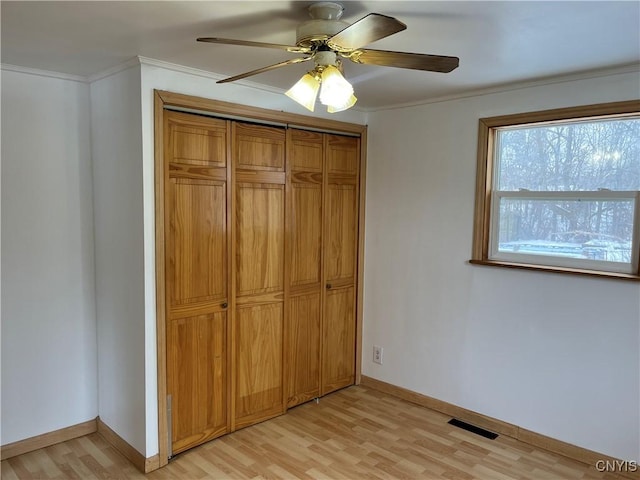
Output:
(308, 2), (344, 20)
(296, 2), (349, 48)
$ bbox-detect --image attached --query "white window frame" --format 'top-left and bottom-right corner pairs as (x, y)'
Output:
(471, 100), (640, 280)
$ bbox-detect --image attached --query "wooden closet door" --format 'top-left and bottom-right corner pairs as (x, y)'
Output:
(165, 111), (230, 455)
(286, 129), (323, 407)
(234, 123), (286, 429)
(321, 134), (359, 395)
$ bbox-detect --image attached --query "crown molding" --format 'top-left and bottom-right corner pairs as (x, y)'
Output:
(137, 56), (284, 96)
(1, 57), (142, 84)
(86, 57), (141, 83)
(365, 63), (640, 113)
(0, 64), (86, 83)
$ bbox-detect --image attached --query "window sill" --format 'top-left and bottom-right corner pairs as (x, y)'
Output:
(469, 259), (640, 281)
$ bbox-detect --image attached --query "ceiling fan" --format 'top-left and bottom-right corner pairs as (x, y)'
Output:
(197, 2), (460, 112)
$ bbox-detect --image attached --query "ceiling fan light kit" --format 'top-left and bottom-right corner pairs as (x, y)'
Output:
(285, 63), (357, 113)
(197, 2), (459, 113)
(285, 73), (321, 112)
(318, 65), (354, 106)
(327, 93), (357, 113)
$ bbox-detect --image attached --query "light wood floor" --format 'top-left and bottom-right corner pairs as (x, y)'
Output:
(1, 386), (625, 479)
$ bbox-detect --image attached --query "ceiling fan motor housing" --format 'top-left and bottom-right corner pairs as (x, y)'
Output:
(296, 2), (349, 47)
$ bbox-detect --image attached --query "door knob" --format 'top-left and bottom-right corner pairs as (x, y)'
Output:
(326, 284), (332, 290)
(221, 302), (228, 308)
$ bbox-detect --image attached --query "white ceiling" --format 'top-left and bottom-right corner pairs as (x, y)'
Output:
(2, 1), (639, 110)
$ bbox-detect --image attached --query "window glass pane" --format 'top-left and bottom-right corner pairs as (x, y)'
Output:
(496, 118), (640, 191)
(497, 197), (635, 264)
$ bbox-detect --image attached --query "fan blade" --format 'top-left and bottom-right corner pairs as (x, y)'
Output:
(327, 13), (406, 51)
(197, 37), (310, 54)
(350, 49), (459, 73)
(217, 57), (313, 84)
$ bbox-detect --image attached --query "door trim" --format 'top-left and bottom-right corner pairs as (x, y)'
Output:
(154, 90), (367, 466)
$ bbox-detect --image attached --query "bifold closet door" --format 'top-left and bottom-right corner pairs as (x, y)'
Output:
(287, 130), (360, 402)
(234, 122), (286, 429)
(321, 134), (359, 396)
(164, 111), (231, 455)
(163, 113), (360, 453)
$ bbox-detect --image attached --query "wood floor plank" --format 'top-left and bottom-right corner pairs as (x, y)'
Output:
(2, 386), (628, 480)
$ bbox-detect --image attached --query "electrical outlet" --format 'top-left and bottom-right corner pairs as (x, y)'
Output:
(373, 345), (383, 365)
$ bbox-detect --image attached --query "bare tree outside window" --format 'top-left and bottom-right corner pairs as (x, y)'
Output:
(497, 119), (640, 192)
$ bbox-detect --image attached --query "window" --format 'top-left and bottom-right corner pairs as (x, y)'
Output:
(472, 100), (640, 278)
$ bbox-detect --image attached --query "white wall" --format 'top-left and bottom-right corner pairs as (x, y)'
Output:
(90, 65), (146, 454)
(363, 69), (640, 462)
(1, 69), (97, 444)
(139, 59), (367, 456)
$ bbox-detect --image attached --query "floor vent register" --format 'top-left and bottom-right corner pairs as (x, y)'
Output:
(448, 418), (499, 440)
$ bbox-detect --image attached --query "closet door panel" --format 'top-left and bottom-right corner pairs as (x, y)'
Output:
(291, 131), (323, 172)
(286, 292), (321, 407)
(170, 114), (227, 167)
(235, 302), (284, 427)
(326, 134), (359, 176)
(321, 134), (359, 397)
(167, 312), (227, 455)
(165, 111), (230, 456)
(168, 178), (227, 307)
(235, 123), (285, 172)
(233, 122), (286, 427)
(290, 183), (322, 287)
(321, 286), (356, 395)
(286, 129), (324, 407)
(325, 183), (358, 284)
(236, 184), (284, 296)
